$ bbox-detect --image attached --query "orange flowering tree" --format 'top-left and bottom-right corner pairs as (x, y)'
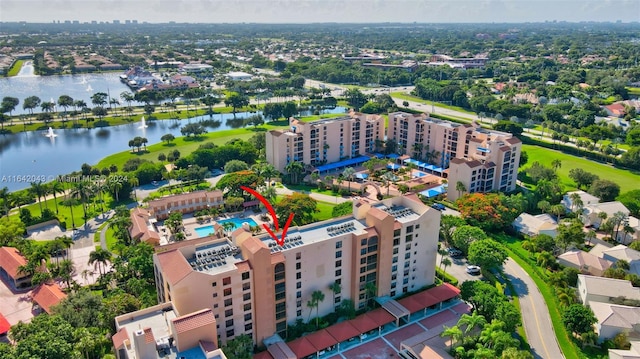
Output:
(456, 193), (519, 232)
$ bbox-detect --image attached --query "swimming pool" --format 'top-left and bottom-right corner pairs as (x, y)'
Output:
(413, 171), (427, 178)
(194, 218), (259, 238)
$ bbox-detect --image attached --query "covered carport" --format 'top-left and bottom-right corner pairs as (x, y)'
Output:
(326, 320), (360, 351)
(380, 299), (411, 326)
(286, 336), (316, 359)
(305, 328), (338, 355)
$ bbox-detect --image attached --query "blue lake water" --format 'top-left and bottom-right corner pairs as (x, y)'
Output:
(0, 106), (347, 192)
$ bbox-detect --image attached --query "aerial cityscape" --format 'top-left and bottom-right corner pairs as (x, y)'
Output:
(0, 2), (639, 359)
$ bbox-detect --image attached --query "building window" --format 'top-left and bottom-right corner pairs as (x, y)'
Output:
(244, 303), (251, 311)
(296, 291), (301, 298)
(336, 250), (342, 258)
(296, 272), (301, 280)
(335, 260), (342, 267)
(296, 282), (302, 289)
(243, 293), (251, 301)
(213, 293), (218, 298)
(244, 313), (252, 321)
(360, 248), (367, 255)
(361, 238), (367, 246)
(393, 248), (398, 255)
(274, 263), (285, 281)
(296, 252), (301, 260)
(224, 288), (232, 296)
(226, 329), (234, 338)
(405, 235), (413, 243)
(211, 282), (217, 287)
(393, 238), (400, 246)
(297, 310), (302, 317)
(336, 241), (342, 249)
(296, 262), (301, 270)
(245, 323), (253, 331)
(297, 300), (302, 308)
(242, 272), (250, 280)
(223, 277), (231, 286)
(335, 269), (342, 277)
(405, 253), (411, 260)
(406, 225), (413, 233)
(225, 309), (233, 317)
(226, 319), (234, 327)
(243, 283), (250, 291)
(214, 303), (218, 308)
(224, 299), (232, 307)
(391, 291), (396, 297)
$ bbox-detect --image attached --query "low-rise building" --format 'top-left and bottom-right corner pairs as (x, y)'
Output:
(129, 208), (161, 246)
(512, 213), (558, 238)
(590, 301), (640, 342)
(577, 274), (640, 306)
(0, 246), (32, 290)
(562, 190), (600, 212)
(31, 283), (67, 314)
(610, 341), (640, 359)
(557, 249), (613, 276)
(148, 190), (224, 220)
(590, 244), (640, 276)
(582, 201), (630, 229)
(226, 71), (253, 81)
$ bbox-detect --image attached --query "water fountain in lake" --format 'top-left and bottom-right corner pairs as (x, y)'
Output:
(138, 116), (148, 129)
(45, 127), (57, 138)
(86, 84), (93, 92)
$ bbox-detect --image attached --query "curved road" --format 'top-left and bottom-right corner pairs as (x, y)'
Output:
(503, 258), (564, 359)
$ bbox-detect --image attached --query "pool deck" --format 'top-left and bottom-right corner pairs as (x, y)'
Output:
(177, 211), (269, 239)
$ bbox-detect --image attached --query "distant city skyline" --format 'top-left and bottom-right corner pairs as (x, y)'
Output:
(1, 0), (639, 24)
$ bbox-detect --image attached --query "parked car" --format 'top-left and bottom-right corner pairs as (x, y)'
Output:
(466, 265), (481, 275)
(448, 248), (463, 257)
(431, 203), (446, 211)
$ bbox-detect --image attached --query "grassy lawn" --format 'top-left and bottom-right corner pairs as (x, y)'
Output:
(314, 201), (336, 221)
(12, 197), (95, 230)
(390, 92), (476, 115)
(6, 60), (24, 77)
(104, 225), (119, 252)
(626, 87), (640, 96)
(521, 144), (640, 193)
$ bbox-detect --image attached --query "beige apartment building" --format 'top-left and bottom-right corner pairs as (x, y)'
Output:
(148, 190), (224, 220)
(152, 194), (440, 346)
(265, 111), (385, 173)
(387, 111), (521, 201)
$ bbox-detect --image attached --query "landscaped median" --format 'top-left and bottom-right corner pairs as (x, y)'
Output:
(498, 236), (580, 359)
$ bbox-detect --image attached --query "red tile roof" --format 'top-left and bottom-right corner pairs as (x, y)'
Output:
(305, 329), (337, 351)
(398, 284), (459, 314)
(286, 336), (317, 358)
(171, 308), (216, 334)
(31, 283), (67, 314)
(326, 320), (360, 342)
(266, 341), (296, 359)
(366, 308), (395, 326)
(0, 312), (10, 335)
(253, 351), (275, 359)
(112, 328), (129, 349)
(199, 340), (217, 353)
(430, 283), (461, 301)
(0, 247), (28, 279)
(156, 249), (192, 285)
(348, 313), (378, 333)
(398, 296), (425, 313)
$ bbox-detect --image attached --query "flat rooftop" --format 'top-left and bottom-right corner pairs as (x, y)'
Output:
(188, 241), (243, 274)
(374, 204), (419, 224)
(116, 304), (177, 359)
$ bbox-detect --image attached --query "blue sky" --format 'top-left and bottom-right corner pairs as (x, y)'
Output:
(1, 0), (639, 23)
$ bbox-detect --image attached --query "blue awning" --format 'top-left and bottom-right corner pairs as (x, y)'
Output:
(374, 153), (385, 159)
(386, 153), (400, 159)
(314, 156), (371, 173)
(387, 164), (401, 170)
(355, 173), (369, 180)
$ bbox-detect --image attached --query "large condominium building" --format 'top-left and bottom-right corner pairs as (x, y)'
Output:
(147, 190), (224, 220)
(265, 111), (385, 173)
(387, 111), (522, 201)
(152, 195), (440, 346)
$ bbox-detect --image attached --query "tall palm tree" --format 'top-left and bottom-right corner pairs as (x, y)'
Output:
(71, 181), (91, 222)
(57, 235), (73, 260)
(49, 180), (65, 214)
(328, 281), (341, 309)
(342, 167), (356, 193)
(455, 181), (466, 198)
(597, 211), (608, 228)
(285, 161), (304, 185)
(550, 204), (566, 222)
(364, 282), (377, 309)
(88, 248), (112, 277)
(29, 181), (46, 213)
(586, 229), (597, 246)
(556, 287), (576, 307)
(309, 290), (325, 328)
(551, 159), (562, 171)
(57, 259), (76, 290)
(440, 257), (452, 279)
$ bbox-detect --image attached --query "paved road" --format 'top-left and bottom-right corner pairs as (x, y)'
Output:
(503, 258), (564, 359)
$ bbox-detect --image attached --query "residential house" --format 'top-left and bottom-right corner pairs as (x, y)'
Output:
(562, 190), (600, 213)
(603, 103), (627, 118)
(129, 208), (161, 246)
(512, 213), (558, 238)
(0, 246), (33, 290)
(582, 201), (630, 229)
(226, 71), (253, 81)
(590, 301), (640, 342)
(577, 275), (640, 306)
(557, 249), (613, 276)
(590, 244), (640, 277)
(31, 283), (67, 314)
(609, 341), (640, 359)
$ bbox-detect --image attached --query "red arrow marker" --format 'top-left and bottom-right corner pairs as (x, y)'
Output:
(240, 186), (294, 246)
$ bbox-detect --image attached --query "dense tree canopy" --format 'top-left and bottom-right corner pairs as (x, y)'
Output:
(275, 193), (318, 226)
(456, 193), (519, 231)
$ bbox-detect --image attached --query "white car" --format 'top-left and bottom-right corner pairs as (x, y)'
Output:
(466, 265), (481, 275)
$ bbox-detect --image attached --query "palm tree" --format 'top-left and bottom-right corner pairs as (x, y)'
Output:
(29, 181), (46, 213)
(364, 282), (377, 309)
(311, 290), (325, 327)
(537, 200), (551, 214)
(342, 167), (356, 193)
(458, 312), (487, 335)
(88, 248), (112, 277)
(550, 204), (566, 222)
(455, 181), (466, 198)
(440, 257), (452, 279)
(57, 259), (76, 290)
(441, 325), (463, 348)
(556, 287), (576, 307)
(328, 281), (341, 309)
(0, 186), (10, 217)
(536, 251), (555, 269)
(597, 211), (608, 228)
(261, 186), (277, 203)
(49, 180), (65, 214)
(586, 229), (597, 246)
(551, 159), (562, 171)
(57, 235), (73, 260)
(380, 171), (394, 196)
(222, 222), (235, 235)
(285, 161), (304, 185)
(71, 181), (91, 222)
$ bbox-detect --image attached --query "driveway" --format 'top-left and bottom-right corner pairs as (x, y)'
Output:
(503, 259), (564, 359)
(0, 278), (34, 327)
(437, 252), (483, 283)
